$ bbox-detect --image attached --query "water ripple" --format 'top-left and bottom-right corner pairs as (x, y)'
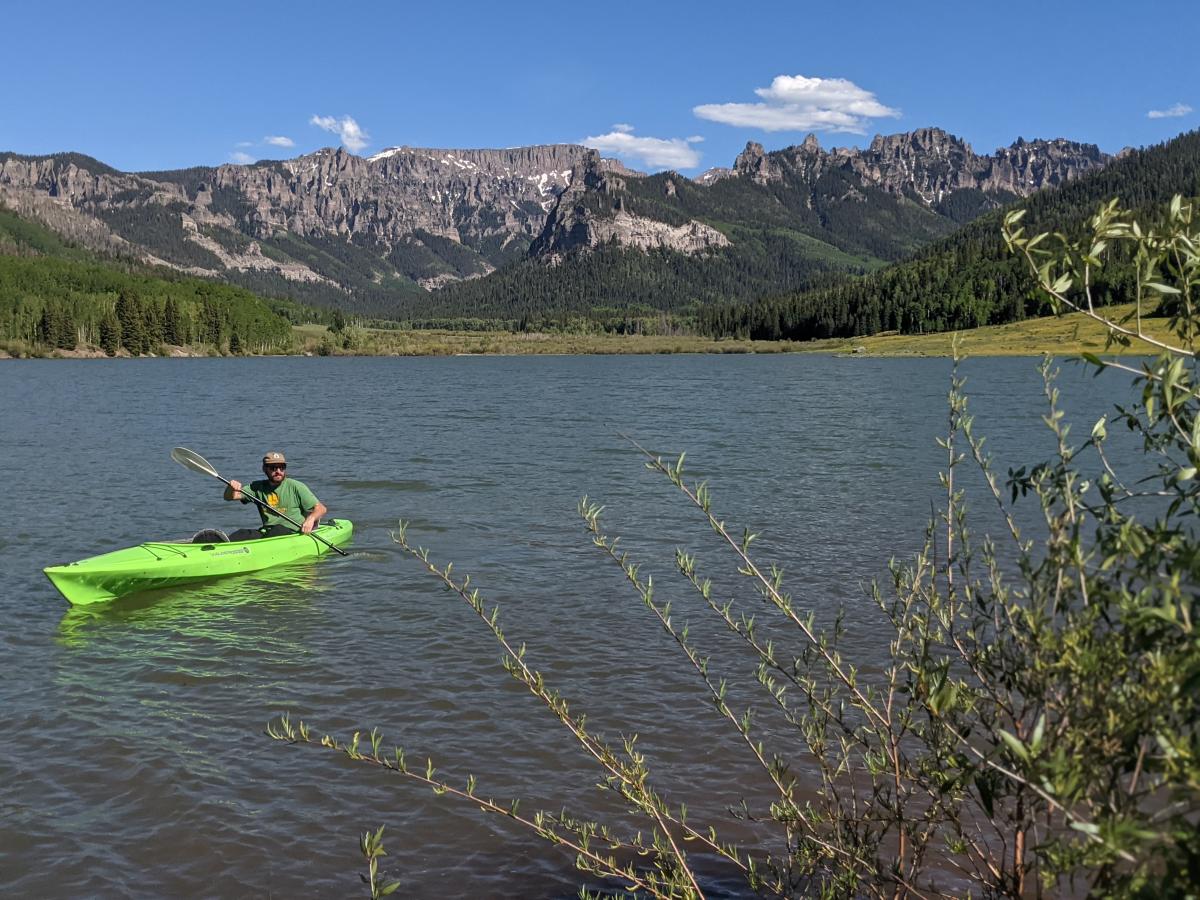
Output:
(0, 355), (1140, 896)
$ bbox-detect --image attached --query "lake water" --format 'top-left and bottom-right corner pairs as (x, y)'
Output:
(0, 355), (1142, 897)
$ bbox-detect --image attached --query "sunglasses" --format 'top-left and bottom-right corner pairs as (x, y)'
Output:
(265, 463), (287, 471)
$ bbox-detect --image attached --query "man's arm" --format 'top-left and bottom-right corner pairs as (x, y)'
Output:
(293, 480), (326, 534)
(301, 500), (328, 534)
(224, 479), (244, 501)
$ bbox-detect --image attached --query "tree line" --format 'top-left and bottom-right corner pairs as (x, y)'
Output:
(0, 254), (296, 355)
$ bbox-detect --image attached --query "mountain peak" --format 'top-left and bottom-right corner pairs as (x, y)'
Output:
(733, 141), (780, 184)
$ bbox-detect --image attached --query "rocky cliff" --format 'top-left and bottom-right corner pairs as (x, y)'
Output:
(211, 144), (587, 243)
(532, 129), (1111, 258)
(0, 145), (599, 296)
(0, 127), (1115, 313)
(724, 128), (1110, 207)
(530, 155), (730, 259)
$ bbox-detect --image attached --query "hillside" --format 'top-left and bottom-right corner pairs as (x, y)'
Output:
(0, 208), (307, 356)
(697, 129), (1200, 340)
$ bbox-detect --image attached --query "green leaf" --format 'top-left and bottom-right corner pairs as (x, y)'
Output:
(999, 729), (1030, 762)
(1144, 281), (1181, 295)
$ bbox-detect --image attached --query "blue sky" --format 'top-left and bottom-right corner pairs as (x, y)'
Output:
(2, 0), (1195, 174)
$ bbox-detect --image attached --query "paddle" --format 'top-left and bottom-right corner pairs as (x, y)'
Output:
(171, 447), (349, 557)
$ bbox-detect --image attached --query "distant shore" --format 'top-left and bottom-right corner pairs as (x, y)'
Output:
(0, 304), (1165, 360)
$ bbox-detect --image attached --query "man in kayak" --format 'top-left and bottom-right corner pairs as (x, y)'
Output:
(225, 451), (328, 538)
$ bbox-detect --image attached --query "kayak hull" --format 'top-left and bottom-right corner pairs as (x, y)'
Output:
(44, 519), (353, 606)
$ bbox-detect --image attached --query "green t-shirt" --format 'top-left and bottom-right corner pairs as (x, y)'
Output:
(241, 477), (320, 532)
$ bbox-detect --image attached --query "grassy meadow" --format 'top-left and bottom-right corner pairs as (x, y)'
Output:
(829, 303), (1170, 357)
(294, 303), (1169, 358)
(292, 324), (813, 356)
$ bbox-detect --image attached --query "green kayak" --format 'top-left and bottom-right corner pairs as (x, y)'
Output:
(44, 519), (353, 606)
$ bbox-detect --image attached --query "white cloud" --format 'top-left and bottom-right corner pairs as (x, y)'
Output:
(582, 126), (703, 170)
(310, 115), (370, 152)
(264, 135), (295, 147)
(1148, 102), (1192, 119)
(230, 151), (255, 165)
(694, 74), (901, 134)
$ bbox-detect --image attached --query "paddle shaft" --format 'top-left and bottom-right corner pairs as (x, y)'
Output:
(219, 473), (349, 557)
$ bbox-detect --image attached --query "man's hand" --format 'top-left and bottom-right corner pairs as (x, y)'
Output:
(301, 515), (317, 534)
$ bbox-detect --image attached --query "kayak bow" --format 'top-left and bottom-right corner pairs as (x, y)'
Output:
(43, 519), (353, 606)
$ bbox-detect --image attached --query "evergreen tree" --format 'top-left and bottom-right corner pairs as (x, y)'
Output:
(55, 306), (77, 349)
(144, 299), (164, 347)
(37, 306), (52, 346)
(98, 313), (120, 356)
(163, 297), (184, 345)
(116, 290), (147, 355)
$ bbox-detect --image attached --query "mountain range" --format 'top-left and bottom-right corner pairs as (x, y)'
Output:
(0, 129), (1114, 317)
(695, 129), (1200, 342)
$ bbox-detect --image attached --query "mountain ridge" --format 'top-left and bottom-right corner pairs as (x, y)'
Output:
(694, 128), (1200, 341)
(0, 129), (1114, 316)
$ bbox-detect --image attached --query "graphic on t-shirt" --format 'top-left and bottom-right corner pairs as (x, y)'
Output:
(267, 493), (279, 507)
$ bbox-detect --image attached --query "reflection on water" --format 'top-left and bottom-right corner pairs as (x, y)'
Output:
(56, 561), (325, 650)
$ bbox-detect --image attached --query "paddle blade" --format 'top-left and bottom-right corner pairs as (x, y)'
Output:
(172, 447), (220, 478)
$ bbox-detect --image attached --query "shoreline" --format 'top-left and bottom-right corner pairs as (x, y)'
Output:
(0, 344), (1151, 360)
(0, 304), (1167, 360)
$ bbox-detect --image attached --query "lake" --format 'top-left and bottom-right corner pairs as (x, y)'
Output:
(0, 354), (1142, 897)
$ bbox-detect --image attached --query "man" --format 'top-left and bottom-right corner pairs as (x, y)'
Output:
(225, 451), (327, 538)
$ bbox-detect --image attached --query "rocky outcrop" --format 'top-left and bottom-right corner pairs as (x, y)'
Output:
(546, 210), (729, 258)
(735, 128), (1111, 205)
(177, 212), (332, 283)
(0, 182), (132, 255)
(694, 166), (733, 186)
(209, 144), (591, 244)
(0, 145), (599, 285)
(0, 154), (184, 209)
(986, 136), (1109, 193)
(733, 142), (783, 185)
(531, 156), (729, 257)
